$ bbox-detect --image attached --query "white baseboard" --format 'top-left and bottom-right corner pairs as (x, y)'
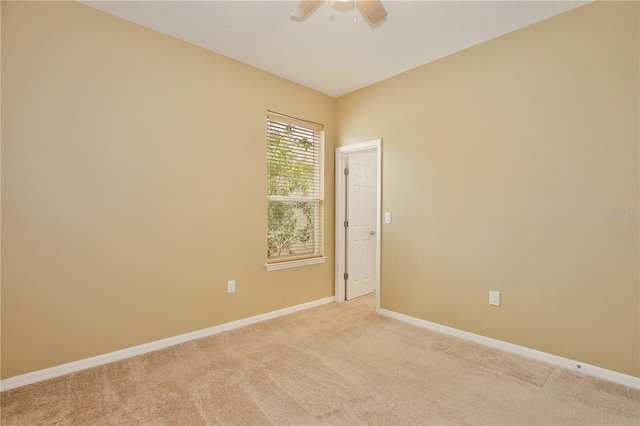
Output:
(0, 296), (335, 392)
(378, 308), (640, 390)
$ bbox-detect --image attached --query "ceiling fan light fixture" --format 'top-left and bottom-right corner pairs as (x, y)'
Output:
(291, 0), (387, 25)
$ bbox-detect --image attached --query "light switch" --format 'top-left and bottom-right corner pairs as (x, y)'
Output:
(384, 212), (392, 224)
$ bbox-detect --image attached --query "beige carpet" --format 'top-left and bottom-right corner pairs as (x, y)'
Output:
(1, 294), (639, 425)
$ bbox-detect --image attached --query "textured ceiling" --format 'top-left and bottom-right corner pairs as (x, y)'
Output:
(82, 1), (590, 98)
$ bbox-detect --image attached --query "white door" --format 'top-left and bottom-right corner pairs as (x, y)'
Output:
(346, 150), (377, 300)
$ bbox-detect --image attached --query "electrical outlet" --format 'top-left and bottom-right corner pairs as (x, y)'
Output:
(227, 280), (235, 294)
(489, 291), (500, 306)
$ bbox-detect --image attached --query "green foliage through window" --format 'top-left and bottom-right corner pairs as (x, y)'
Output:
(267, 115), (323, 260)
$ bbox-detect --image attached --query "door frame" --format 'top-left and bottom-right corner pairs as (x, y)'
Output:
(335, 139), (382, 309)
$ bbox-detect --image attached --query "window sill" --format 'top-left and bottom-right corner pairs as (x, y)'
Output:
(265, 256), (327, 271)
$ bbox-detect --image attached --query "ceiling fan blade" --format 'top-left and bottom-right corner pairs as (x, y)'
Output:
(290, 0), (324, 20)
(357, 0), (388, 25)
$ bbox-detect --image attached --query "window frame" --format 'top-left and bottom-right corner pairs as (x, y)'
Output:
(265, 112), (326, 271)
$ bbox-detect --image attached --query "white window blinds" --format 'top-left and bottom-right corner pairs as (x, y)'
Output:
(267, 112), (324, 262)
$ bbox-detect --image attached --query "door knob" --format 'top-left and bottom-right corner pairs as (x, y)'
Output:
(370, 231), (376, 235)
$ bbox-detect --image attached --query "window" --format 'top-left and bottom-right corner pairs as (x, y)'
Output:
(266, 112), (325, 269)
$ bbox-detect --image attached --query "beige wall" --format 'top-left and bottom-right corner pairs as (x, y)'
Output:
(337, 1), (639, 376)
(2, 0), (639, 381)
(1, 1), (336, 379)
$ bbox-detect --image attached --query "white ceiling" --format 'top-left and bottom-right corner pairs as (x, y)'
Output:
(81, 0), (589, 98)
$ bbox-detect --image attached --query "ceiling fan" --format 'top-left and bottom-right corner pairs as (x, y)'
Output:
(290, 0), (388, 25)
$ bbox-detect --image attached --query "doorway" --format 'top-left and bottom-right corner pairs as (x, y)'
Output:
(335, 140), (381, 308)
